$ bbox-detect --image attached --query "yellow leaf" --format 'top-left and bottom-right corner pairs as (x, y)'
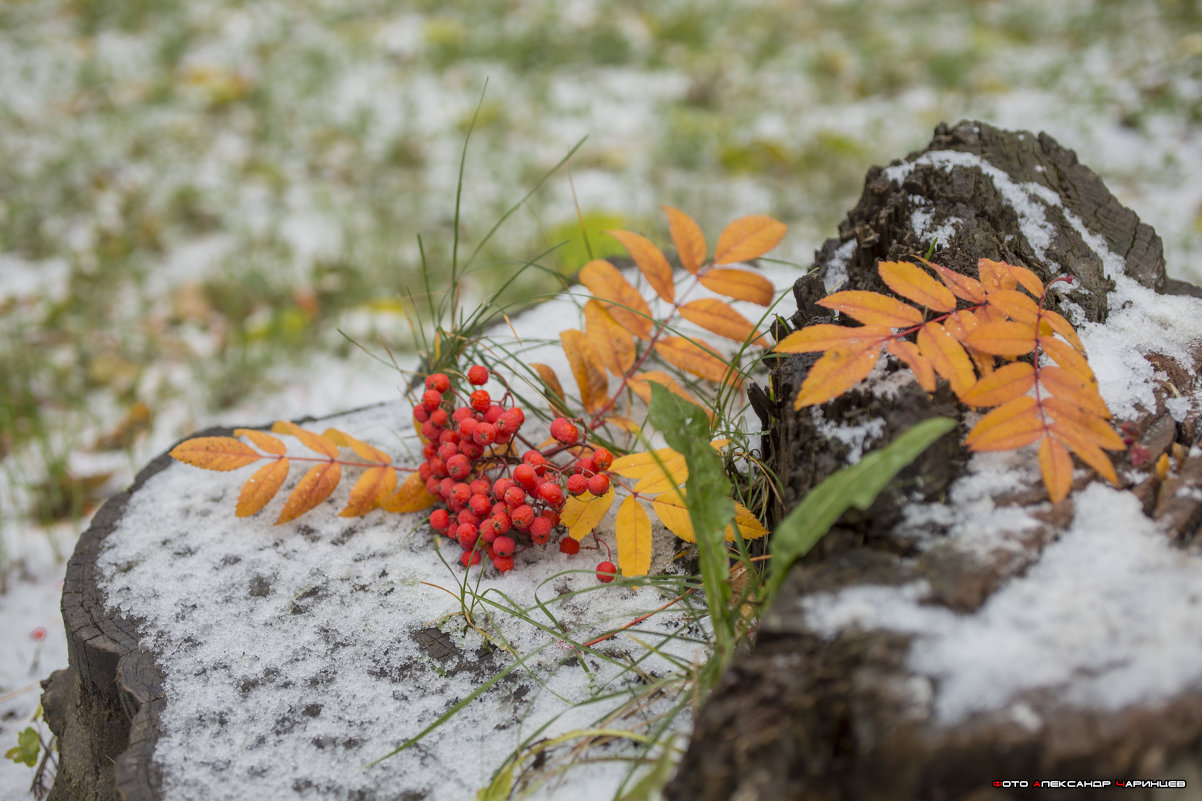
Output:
(560, 329), (609, 413)
(964, 396), (1045, 451)
(877, 260), (956, 312)
(1037, 366), (1110, 418)
(1050, 422), (1119, 484)
(235, 429), (287, 456)
(272, 420), (339, 459)
(917, 321), (977, 397)
(1008, 263), (1046, 297)
(236, 458), (290, 517)
(885, 339), (936, 393)
(611, 448), (683, 479)
(962, 321), (1038, 357)
(340, 466), (398, 517)
(1039, 337), (1096, 384)
(1041, 397), (1125, 450)
(917, 256), (986, 304)
(817, 290), (924, 328)
(793, 342), (883, 409)
(603, 415), (642, 434)
(1039, 436), (1073, 503)
(530, 362), (571, 416)
(607, 229), (675, 303)
(774, 323), (893, 354)
(698, 267), (775, 306)
(169, 437), (262, 471)
(321, 428), (391, 463)
(712, 214), (787, 265)
(943, 309), (980, 342)
(987, 289), (1040, 325)
(651, 489), (694, 542)
(663, 205), (707, 274)
(1038, 309), (1086, 353)
(615, 496), (653, 577)
(561, 488), (615, 541)
(978, 258), (1019, 292)
(626, 371), (712, 418)
(380, 470), (438, 513)
(632, 452), (688, 493)
(578, 259), (654, 339)
(584, 300), (636, 376)
(732, 501), (770, 540)
(654, 336), (734, 384)
(679, 298), (768, 346)
(960, 362), (1035, 408)
(276, 462), (341, 524)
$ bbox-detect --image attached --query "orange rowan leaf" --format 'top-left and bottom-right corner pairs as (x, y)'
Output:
(793, 342), (883, 409)
(713, 214), (787, 265)
(339, 466), (397, 517)
(236, 458), (290, 517)
(663, 205), (707, 274)
(917, 256), (986, 303)
(1049, 422), (1119, 484)
(651, 488), (769, 543)
(960, 362), (1036, 408)
(1037, 366), (1110, 418)
(615, 496), (653, 577)
(1041, 397), (1125, 450)
(774, 323), (893, 354)
(698, 267), (775, 306)
(1009, 264), (1045, 297)
(1039, 337), (1096, 384)
(943, 309), (981, 342)
(276, 462), (341, 524)
(818, 290), (924, 328)
(530, 362), (571, 416)
(578, 259), (654, 338)
(234, 429), (286, 455)
(380, 470), (438, 514)
(561, 487), (615, 541)
(964, 396), (1044, 451)
(963, 321), (1038, 357)
(170, 437), (262, 471)
(877, 260), (956, 312)
(272, 420), (339, 459)
(987, 289), (1040, 325)
(1038, 309), (1086, 353)
(607, 229), (675, 303)
(610, 448), (683, 479)
(1039, 436), (1073, 503)
(584, 300), (636, 376)
(626, 371), (711, 417)
(654, 336), (733, 384)
(321, 428), (391, 463)
(561, 329), (609, 412)
(679, 298), (768, 346)
(886, 339), (936, 392)
(603, 415), (642, 434)
(917, 321), (976, 397)
(632, 452), (688, 493)
(978, 258), (1019, 293)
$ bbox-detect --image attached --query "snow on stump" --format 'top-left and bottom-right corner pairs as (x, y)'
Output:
(665, 120), (1202, 800)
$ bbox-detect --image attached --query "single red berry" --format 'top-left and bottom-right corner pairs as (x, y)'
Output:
(461, 550), (482, 567)
(470, 478), (491, 496)
(456, 508), (480, 527)
(429, 509), (450, 531)
(513, 464), (538, 491)
(522, 450), (547, 475)
(593, 447), (613, 471)
(493, 536), (516, 558)
(453, 406), (473, 423)
(429, 408), (449, 428)
(418, 462), (433, 482)
(538, 481), (564, 507)
(491, 511), (511, 534)
(508, 407), (525, 425)
(456, 523), (477, 550)
(493, 555), (515, 573)
(467, 365), (489, 385)
(483, 404), (505, 424)
(413, 405), (430, 423)
(478, 520), (500, 544)
(458, 417), (478, 438)
(529, 515), (553, 544)
(473, 422), (497, 446)
(428, 457), (448, 478)
(422, 442), (436, 460)
(495, 411), (521, 435)
(470, 389), (491, 412)
(539, 508), (559, 527)
(450, 483), (471, 506)
(587, 474), (610, 496)
(550, 418), (579, 445)
(559, 537), (580, 555)
(511, 505), (535, 530)
(426, 373), (451, 393)
(469, 493), (491, 516)
(493, 477), (516, 497)
(566, 474), (588, 496)
(437, 441), (458, 462)
(31, 627), (47, 642)
(596, 561), (617, 583)
(422, 389), (443, 410)
(438, 477), (456, 497)
(439, 429), (461, 445)
(460, 441), (484, 460)
(576, 457), (597, 476)
(446, 454), (471, 480)
(504, 486), (527, 508)
(425, 476), (442, 494)
(420, 421), (441, 442)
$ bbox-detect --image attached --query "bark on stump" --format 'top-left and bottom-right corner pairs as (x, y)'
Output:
(666, 121), (1202, 800)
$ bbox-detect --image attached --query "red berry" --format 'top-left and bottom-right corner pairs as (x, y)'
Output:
(522, 450), (548, 475)
(473, 422), (497, 446)
(470, 479), (491, 496)
(459, 416), (478, 438)
(461, 550), (482, 567)
(425, 476), (442, 495)
(450, 483), (471, 506)
(587, 474), (610, 496)
(470, 389), (491, 412)
(422, 442), (436, 460)
(550, 417), (579, 445)
(420, 421), (441, 442)
(530, 515), (553, 544)
(493, 477), (516, 497)
(513, 464), (538, 491)
(538, 481), (564, 507)
(426, 373), (451, 392)
(429, 509), (450, 531)
(508, 407), (525, 425)
(413, 405), (430, 423)
(422, 389), (443, 410)
(539, 509), (559, 527)
(429, 408), (449, 428)
(453, 406), (473, 422)
(504, 486), (527, 508)
(576, 457), (597, 475)
(418, 462), (433, 482)
(478, 520), (500, 544)
(566, 474), (588, 496)
(428, 457), (448, 478)
(483, 404), (505, 424)
(469, 493), (491, 515)
(467, 365), (489, 385)
(559, 537), (580, 555)
(593, 448), (613, 471)
(456, 523), (477, 549)
(460, 441), (484, 460)
(596, 561), (617, 583)
(457, 508), (480, 526)
(446, 454), (471, 480)
(31, 627), (46, 642)
(495, 411), (521, 435)
(493, 555), (515, 573)
(437, 441), (458, 461)
(511, 505), (535, 530)
(493, 536), (516, 557)
(491, 511), (511, 534)
(439, 429), (461, 445)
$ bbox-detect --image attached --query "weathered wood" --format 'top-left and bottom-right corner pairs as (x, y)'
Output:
(665, 121), (1202, 800)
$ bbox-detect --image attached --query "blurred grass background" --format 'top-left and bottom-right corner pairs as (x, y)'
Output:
(0, 0), (1199, 564)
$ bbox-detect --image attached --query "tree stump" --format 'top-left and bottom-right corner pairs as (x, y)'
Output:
(666, 120), (1202, 800)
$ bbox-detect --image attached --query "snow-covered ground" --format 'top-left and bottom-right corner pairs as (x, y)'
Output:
(2, 0), (1201, 796)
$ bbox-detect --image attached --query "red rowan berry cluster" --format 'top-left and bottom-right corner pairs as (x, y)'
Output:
(414, 365), (617, 580)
